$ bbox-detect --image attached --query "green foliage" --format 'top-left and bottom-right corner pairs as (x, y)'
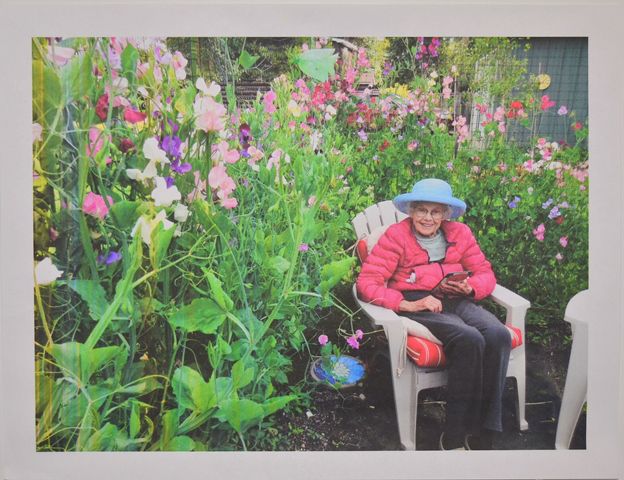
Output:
(294, 48), (338, 82)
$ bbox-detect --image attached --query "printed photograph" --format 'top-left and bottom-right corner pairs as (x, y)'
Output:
(32, 36), (588, 451)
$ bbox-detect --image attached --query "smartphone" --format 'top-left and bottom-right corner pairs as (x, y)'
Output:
(442, 271), (472, 283)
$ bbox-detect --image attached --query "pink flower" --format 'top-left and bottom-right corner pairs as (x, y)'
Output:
(82, 192), (113, 220)
(559, 236), (568, 248)
(407, 141), (419, 151)
(555, 253), (564, 262)
(498, 122), (506, 133)
(308, 195), (317, 206)
(46, 45), (75, 66)
(263, 90), (277, 114)
(493, 106), (506, 122)
(533, 223), (546, 241)
(33, 123), (43, 143)
(318, 334), (329, 346)
(172, 51), (188, 80)
(475, 103), (488, 114)
(86, 127), (112, 165)
(347, 336), (360, 350)
(220, 197), (238, 209)
(346, 68), (357, 84)
(194, 96), (227, 132)
(187, 170), (206, 202)
(212, 141), (240, 164)
(557, 105), (568, 116)
(123, 106), (147, 124)
(355, 329), (364, 340)
(540, 95), (556, 111)
(298, 243), (309, 252)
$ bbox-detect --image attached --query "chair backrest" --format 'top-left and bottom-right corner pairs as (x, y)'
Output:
(352, 201), (409, 261)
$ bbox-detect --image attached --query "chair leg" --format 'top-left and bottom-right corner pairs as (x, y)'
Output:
(555, 322), (588, 449)
(514, 373), (529, 431)
(392, 369), (417, 450)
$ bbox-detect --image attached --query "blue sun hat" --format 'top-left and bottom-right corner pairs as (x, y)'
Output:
(393, 178), (466, 218)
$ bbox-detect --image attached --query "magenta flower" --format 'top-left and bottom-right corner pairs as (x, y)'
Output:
(355, 329), (364, 340)
(318, 334), (329, 346)
(540, 95), (556, 111)
(263, 90), (277, 114)
(559, 236), (568, 248)
(123, 106), (147, 124)
(347, 336), (360, 350)
(533, 223), (546, 241)
(298, 243), (309, 252)
(83, 192), (113, 220)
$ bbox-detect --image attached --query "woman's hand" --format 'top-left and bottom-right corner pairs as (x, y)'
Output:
(439, 279), (473, 297)
(399, 295), (443, 313)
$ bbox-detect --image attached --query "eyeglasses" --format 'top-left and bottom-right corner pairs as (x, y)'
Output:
(412, 206), (447, 220)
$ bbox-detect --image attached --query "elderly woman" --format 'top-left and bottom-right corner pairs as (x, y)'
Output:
(356, 178), (511, 450)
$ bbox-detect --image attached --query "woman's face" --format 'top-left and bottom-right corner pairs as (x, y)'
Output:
(410, 202), (448, 237)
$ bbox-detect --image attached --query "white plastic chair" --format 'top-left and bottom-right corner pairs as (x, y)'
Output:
(352, 200), (530, 450)
(554, 289), (589, 449)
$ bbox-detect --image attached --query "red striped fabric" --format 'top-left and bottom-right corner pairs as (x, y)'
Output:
(406, 325), (523, 368)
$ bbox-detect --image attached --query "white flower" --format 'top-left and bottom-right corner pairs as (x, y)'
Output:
(143, 137), (169, 166)
(131, 210), (175, 246)
(195, 77), (221, 97)
(151, 177), (181, 207)
(173, 203), (189, 222)
(33, 123), (43, 143)
(287, 99), (302, 117)
(126, 159), (158, 182)
(35, 257), (63, 286)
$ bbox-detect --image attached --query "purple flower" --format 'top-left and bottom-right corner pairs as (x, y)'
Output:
(357, 130), (368, 142)
(382, 61), (394, 76)
(355, 329), (364, 340)
(446, 162), (453, 171)
(508, 196), (521, 208)
(97, 251), (122, 265)
(298, 243), (309, 252)
(171, 159), (192, 174)
(548, 206), (561, 219)
(165, 176), (175, 188)
(161, 135), (182, 160)
(557, 106), (568, 116)
(542, 198), (554, 209)
(559, 201), (569, 209)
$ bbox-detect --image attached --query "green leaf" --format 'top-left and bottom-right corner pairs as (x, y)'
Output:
(121, 43), (139, 85)
(47, 342), (126, 384)
(165, 435), (195, 451)
(171, 366), (211, 413)
(110, 200), (146, 231)
(129, 399), (141, 439)
(268, 256), (291, 275)
(149, 219), (177, 270)
(82, 423), (120, 451)
(35, 373), (54, 416)
(216, 399), (265, 434)
(238, 50), (259, 70)
(174, 85), (197, 116)
(67, 279), (109, 322)
(159, 409), (179, 448)
(295, 48), (338, 82)
(318, 257), (356, 295)
(61, 51), (94, 103)
(231, 360), (254, 390)
(262, 394), (297, 416)
(204, 269), (234, 311)
(118, 377), (162, 396)
(167, 298), (227, 334)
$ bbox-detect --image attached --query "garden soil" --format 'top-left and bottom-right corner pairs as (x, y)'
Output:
(271, 331), (585, 451)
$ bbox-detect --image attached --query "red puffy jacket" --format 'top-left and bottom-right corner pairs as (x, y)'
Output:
(356, 218), (496, 312)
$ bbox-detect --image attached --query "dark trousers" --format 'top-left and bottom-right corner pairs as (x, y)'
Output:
(402, 291), (511, 433)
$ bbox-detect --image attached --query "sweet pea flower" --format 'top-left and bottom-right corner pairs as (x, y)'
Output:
(143, 137), (169, 166)
(555, 253), (564, 261)
(355, 329), (364, 340)
(33, 123), (43, 143)
(187, 170), (207, 202)
(194, 95), (227, 132)
(557, 105), (568, 116)
(559, 236), (568, 248)
(212, 140), (240, 164)
(97, 251), (122, 265)
(548, 206), (561, 219)
(298, 243), (309, 252)
(263, 90), (277, 114)
(126, 160), (158, 182)
(35, 257), (64, 285)
(46, 45), (75, 66)
(174, 203), (190, 222)
(508, 196), (521, 208)
(318, 334), (329, 346)
(542, 198), (554, 209)
(347, 335), (360, 350)
(533, 223), (546, 241)
(151, 176), (182, 207)
(246, 146), (264, 171)
(82, 192), (113, 220)
(131, 210), (175, 246)
(123, 106), (147, 124)
(220, 197), (238, 209)
(287, 99), (303, 117)
(195, 77), (221, 97)
(357, 130), (368, 142)
(86, 127), (112, 165)
(540, 95), (556, 111)
(171, 51), (188, 80)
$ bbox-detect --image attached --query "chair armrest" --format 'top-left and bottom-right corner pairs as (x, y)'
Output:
(490, 284), (530, 332)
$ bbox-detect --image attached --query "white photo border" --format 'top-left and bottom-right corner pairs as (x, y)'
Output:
(1, 2), (622, 479)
